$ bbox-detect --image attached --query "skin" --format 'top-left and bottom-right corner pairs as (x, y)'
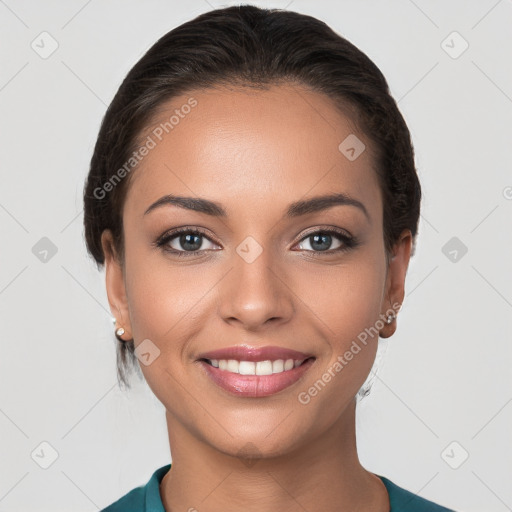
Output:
(101, 83), (412, 512)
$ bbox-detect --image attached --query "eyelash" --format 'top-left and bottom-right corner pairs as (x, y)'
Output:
(154, 226), (360, 258)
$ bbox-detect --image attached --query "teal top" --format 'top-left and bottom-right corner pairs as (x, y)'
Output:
(101, 464), (457, 511)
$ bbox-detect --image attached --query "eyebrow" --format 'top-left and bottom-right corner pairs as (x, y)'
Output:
(144, 192), (370, 222)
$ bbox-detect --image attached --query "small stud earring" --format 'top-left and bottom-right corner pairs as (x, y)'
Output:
(385, 313), (395, 324)
(115, 326), (125, 341)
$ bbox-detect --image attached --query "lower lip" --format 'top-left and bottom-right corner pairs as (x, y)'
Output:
(198, 358), (316, 397)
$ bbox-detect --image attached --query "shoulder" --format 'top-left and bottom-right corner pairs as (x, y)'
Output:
(100, 464), (171, 512)
(378, 475), (458, 512)
(101, 485), (145, 512)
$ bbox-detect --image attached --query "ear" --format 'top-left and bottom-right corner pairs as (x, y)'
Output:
(379, 229), (413, 338)
(101, 229), (133, 340)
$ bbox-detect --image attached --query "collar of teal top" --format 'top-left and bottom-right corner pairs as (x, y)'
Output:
(144, 464), (171, 512)
(140, 463), (455, 512)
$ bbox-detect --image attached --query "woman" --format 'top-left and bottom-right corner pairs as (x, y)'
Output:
(84, 5), (457, 511)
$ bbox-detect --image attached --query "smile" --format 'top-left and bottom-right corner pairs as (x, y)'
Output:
(198, 357), (316, 397)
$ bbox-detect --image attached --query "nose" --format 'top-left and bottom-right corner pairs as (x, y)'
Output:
(218, 244), (294, 332)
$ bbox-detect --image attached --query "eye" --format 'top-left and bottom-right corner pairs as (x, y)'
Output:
(294, 228), (359, 254)
(155, 227), (219, 256)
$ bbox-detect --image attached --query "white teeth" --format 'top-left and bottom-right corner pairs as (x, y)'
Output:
(272, 359), (284, 373)
(227, 359), (238, 373)
(208, 358), (305, 375)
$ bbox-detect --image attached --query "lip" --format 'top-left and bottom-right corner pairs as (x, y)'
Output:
(196, 345), (315, 363)
(198, 357), (316, 397)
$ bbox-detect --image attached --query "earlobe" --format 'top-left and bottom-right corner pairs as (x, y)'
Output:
(100, 229), (133, 340)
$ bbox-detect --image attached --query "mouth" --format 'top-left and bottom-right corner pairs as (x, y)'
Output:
(197, 356), (317, 397)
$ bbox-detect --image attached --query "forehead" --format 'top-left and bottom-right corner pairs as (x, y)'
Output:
(125, 83), (381, 220)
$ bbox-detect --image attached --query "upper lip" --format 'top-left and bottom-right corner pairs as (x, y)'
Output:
(197, 345), (315, 363)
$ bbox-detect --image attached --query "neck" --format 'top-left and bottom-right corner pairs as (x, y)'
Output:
(160, 398), (389, 512)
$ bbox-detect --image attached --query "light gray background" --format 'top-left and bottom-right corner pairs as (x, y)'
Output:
(1, 1), (511, 511)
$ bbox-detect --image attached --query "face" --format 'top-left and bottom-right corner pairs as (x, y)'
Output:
(102, 83), (411, 460)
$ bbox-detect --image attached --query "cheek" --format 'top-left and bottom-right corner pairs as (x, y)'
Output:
(122, 252), (206, 397)
(123, 236), (218, 358)
(299, 257), (385, 335)
(125, 259), (199, 342)
(298, 253), (386, 380)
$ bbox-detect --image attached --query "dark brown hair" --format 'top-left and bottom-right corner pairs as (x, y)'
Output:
(83, 5), (421, 389)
